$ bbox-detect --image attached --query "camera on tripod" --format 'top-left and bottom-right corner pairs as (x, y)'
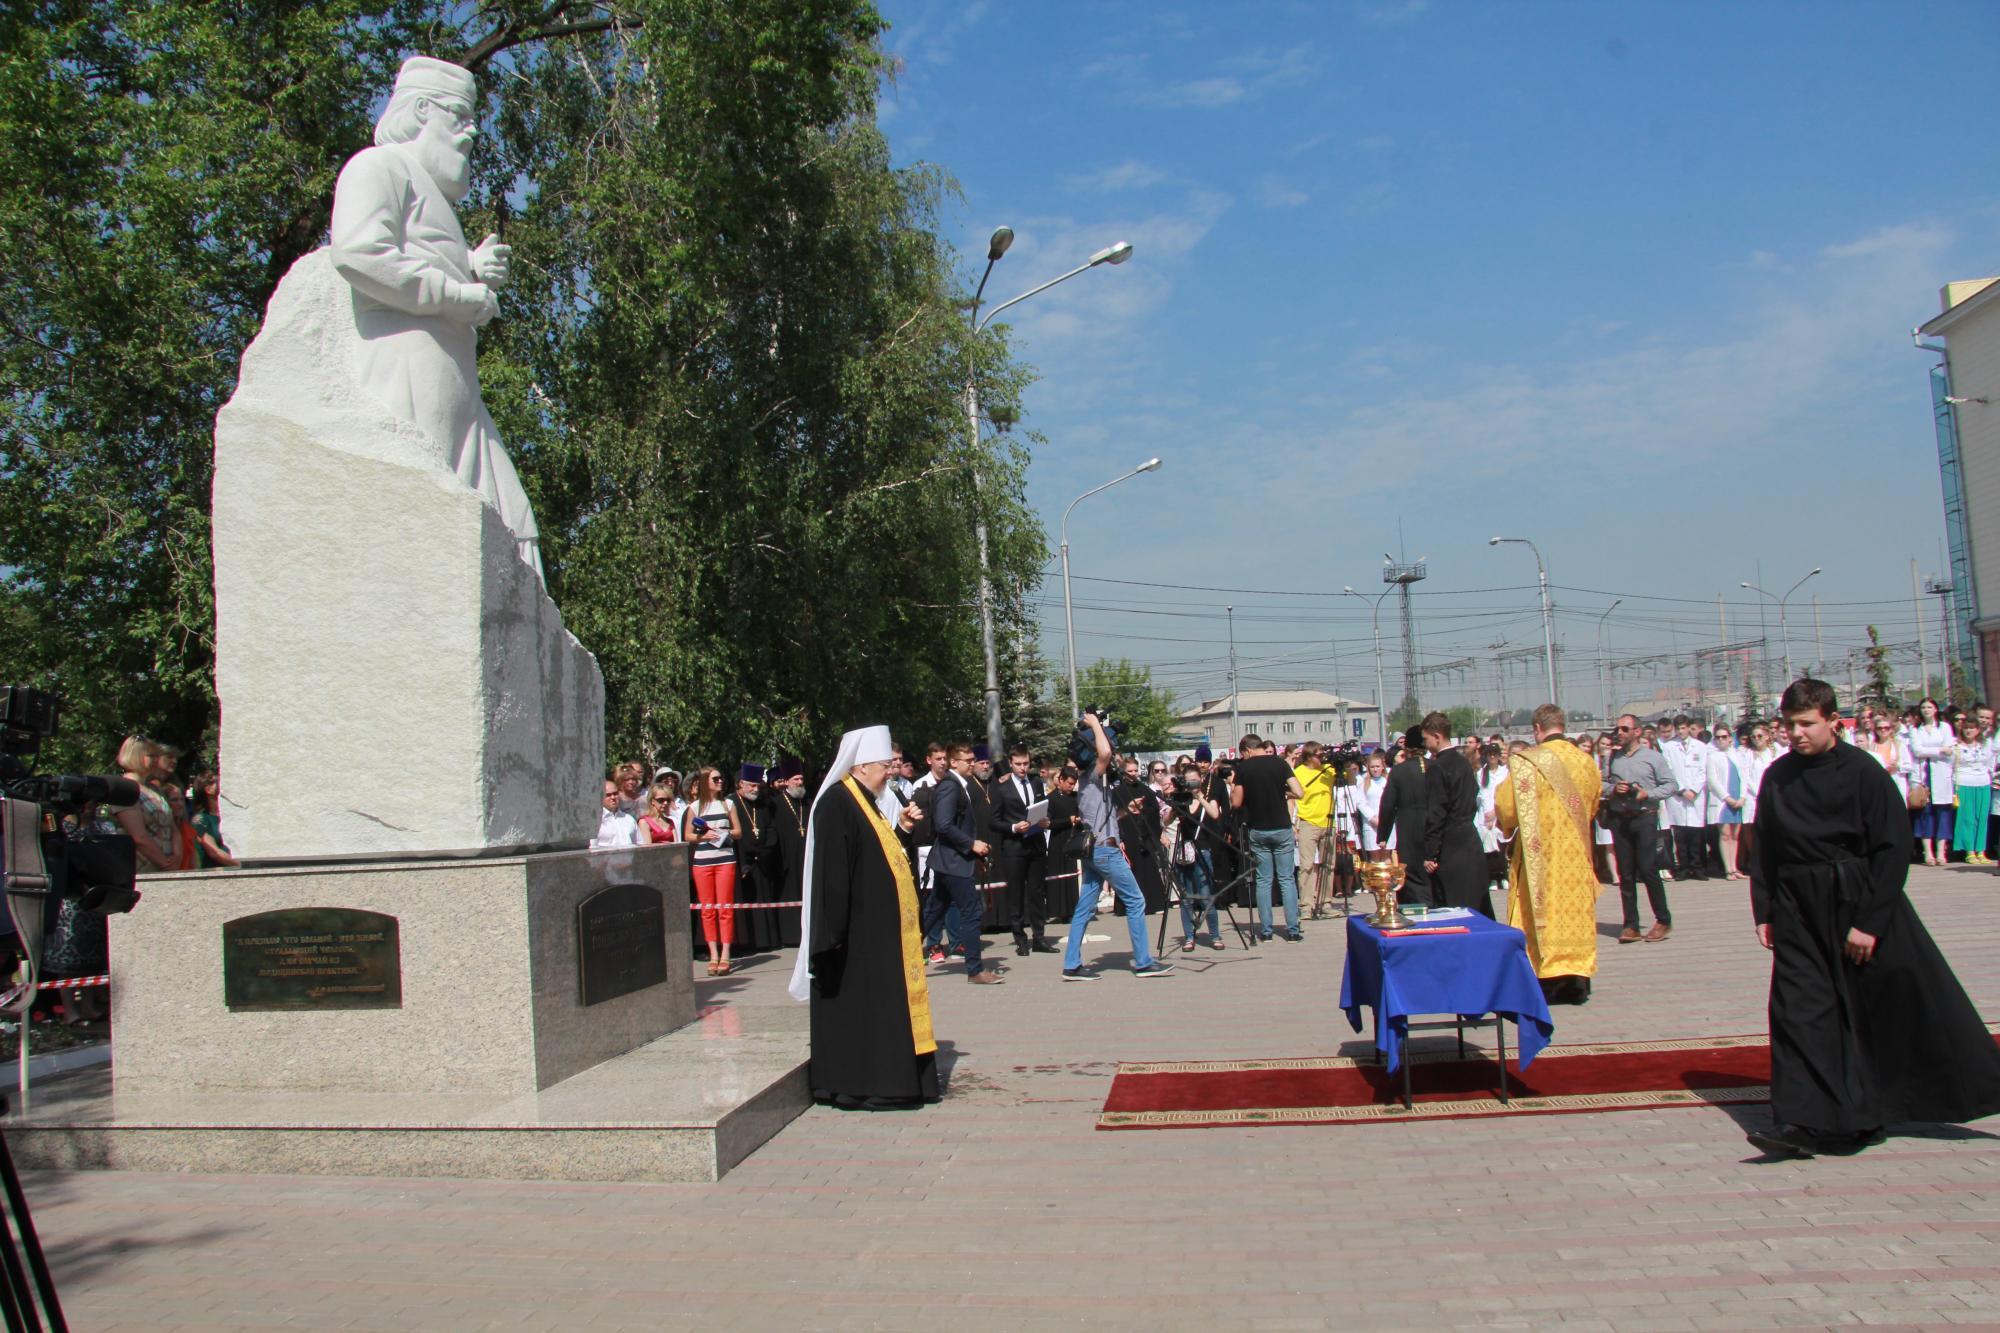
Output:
(0, 686), (144, 916)
(1067, 706), (1120, 769)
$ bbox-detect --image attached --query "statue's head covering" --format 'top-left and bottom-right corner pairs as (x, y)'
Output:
(374, 57), (478, 146)
(788, 725), (898, 1002)
(395, 56), (476, 104)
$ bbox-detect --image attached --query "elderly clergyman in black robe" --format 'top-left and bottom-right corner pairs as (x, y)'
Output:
(1747, 678), (2000, 1158)
(787, 725), (937, 1110)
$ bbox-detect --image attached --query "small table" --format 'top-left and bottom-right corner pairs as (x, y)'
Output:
(1338, 913), (1555, 1110)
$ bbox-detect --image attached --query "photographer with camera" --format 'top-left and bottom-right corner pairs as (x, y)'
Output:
(1166, 761), (1227, 950)
(1060, 712), (1173, 981)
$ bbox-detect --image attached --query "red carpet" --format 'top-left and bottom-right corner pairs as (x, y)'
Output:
(1098, 1034), (1782, 1129)
(1100, 1031), (2000, 1129)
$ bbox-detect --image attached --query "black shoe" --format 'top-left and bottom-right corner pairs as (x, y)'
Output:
(1015, 941), (1031, 956)
(1284, 930), (1304, 942)
(1818, 1126), (1886, 1155)
(1062, 966), (1100, 982)
(1132, 961), (1174, 978)
(1746, 1123), (1819, 1158)
(1031, 939), (1060, 953)
(1259, 932), (1275, 942)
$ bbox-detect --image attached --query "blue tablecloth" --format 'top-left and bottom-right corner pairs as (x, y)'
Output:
(1338, 914), (1554, 1072)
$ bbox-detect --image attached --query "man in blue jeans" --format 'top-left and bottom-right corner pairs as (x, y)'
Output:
(1062, 711), (1175, 981)
(1231, 734), (1306, 941)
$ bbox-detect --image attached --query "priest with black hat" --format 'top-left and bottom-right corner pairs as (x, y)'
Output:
(1375, 726), (1432, 906)
(764, 757), (809, 947)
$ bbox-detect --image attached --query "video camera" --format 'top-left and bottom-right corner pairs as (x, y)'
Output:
(0, 686), (143, 918)
(1067, 706), (1120, 769)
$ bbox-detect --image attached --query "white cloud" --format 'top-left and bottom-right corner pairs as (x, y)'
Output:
(1256, 174), (1310, 208)
(1275, 219), (1957, 491)
(1086, 46), (1318, 111)
(1067, 160), (1171, 193)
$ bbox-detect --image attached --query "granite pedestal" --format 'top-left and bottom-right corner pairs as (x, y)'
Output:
(9, 844), (811, 1181)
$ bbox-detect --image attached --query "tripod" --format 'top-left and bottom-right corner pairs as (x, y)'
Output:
(0, 1106), (63, 1331)
(1154, 860), (1257, 954)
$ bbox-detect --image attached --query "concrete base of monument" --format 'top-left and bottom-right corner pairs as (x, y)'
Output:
(2, 841), (811, 1181)
(4, 1004), (808, 1183)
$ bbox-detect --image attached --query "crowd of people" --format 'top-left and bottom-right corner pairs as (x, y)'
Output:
(786, 684), (2000, 1160)
(585, 691), (2000, 990)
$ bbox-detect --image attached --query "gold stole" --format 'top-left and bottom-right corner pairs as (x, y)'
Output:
(844, 777), (935, 1056)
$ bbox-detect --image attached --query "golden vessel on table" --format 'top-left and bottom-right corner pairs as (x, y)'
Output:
(1357, 859), (1413, 929)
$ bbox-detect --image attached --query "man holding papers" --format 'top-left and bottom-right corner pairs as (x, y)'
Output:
(991, 744), (1057, 957)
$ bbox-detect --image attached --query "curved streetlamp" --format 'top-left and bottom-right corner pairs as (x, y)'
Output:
(1741, 567), (1822, 686)
(1342, 584), (1394, 742)
(1062, 459), (1162, 717)
(965, 230), (1134, 754)
(1596, 599), (1622, 727)
(1490, 536), (1558, 706)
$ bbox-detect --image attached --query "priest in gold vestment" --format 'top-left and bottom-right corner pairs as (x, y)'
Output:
(1495, 704), (1603, 1005)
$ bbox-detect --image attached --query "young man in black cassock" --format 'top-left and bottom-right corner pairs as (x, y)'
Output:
(791, 726), (939, 1110)
(1419, 712), (1493, 917)
(1747, 679), (2000, 1157)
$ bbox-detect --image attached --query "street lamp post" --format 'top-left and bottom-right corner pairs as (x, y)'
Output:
(1596, 599), (1622, 727)
(1741, 567), (1822, 687)
(965, 231), (1133, 756)
(1490, 536), (1558, 706)
(1061, 459), (1162, 718)
(1342, 585), (1392, 742)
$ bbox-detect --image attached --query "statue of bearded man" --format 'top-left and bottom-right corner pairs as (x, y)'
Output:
(328, 56), (542, 579)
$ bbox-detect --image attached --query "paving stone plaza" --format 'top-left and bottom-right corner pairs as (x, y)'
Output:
(29, 865), (2000, 1330)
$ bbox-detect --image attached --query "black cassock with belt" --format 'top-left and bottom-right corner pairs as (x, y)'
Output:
(1375, 753), (1430, 905)
(1752, 741), (2000, 1134)
(1423, 746), (1494, 917)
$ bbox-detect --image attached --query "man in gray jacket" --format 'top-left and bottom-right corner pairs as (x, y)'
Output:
(1603, 714), (1680, 944)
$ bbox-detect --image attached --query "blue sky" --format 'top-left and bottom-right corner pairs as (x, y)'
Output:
(875, 0), (2000, 717)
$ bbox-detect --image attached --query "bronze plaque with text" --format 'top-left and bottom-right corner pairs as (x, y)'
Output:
(222, 908), (402, 1011)
(577, 883), (667, 1007)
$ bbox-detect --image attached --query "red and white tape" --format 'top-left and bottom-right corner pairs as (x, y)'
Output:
(687, 868), (1083, 909)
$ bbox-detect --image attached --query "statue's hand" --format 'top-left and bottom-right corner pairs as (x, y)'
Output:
(456, 282), (500, 327)
(470, 233), (512, 286)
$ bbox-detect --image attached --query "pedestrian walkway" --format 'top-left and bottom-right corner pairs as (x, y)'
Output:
(29, 866), (2000, 1330)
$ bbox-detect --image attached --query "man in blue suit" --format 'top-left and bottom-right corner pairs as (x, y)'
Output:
(922, 743), (1003, 984)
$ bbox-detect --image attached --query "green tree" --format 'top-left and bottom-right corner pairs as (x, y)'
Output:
(1863, 625), (1897, 708)
(0, 0), (1048, 773)
(1070, 659), (1177, 752)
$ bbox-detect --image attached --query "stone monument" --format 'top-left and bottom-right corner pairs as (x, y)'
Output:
(9, 59), (806, 1184)
(212, 55), (601, 862)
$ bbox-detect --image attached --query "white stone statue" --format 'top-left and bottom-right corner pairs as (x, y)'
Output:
(210, 55), (603, 864)
(329, 56), (542, 579)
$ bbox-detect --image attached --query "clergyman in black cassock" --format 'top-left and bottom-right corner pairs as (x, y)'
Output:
(1749, 683), (2000, 1156)
(791, 726), (939, 1110)
(1421, 729), (1494, 917)
(763, 758), (808, 948)
(1375, 731), (1431, 907)
(730, 764), (778, 952)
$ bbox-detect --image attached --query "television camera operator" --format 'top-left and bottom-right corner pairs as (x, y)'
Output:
(1059, 710), (1173, 981)
(1164, 761), (1228, 951)
(0, 688), (146, 1031)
